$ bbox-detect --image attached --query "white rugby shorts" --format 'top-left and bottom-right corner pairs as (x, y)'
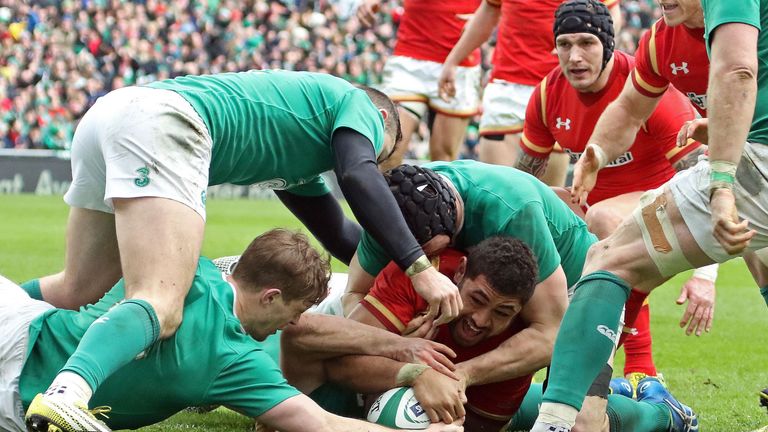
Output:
(380, 56), (481, 118)
(0, 276), (54, 432)
(478, 79), (535, 136)
(64, 86), (213, 220)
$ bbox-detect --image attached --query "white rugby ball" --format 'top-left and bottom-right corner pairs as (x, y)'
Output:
(367, 387), (430, 429)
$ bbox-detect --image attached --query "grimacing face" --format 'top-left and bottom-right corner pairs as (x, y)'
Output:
(556, 32), (605, 92)
(449, 274), (523, 348)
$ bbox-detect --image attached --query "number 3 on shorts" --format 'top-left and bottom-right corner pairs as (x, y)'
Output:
(134, 166), (150, 187)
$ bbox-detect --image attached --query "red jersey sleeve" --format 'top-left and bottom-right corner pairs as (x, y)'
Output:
(521, 78), (556, 158)
(484, 0), (501, 6)
(645, 86), (701, 165)
(632, 22), (670, 98)
(360, 261), (423, 334)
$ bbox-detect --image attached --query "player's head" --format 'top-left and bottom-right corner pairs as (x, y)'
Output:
(554, 0), (615, 92)
(449, 237), (538, 347)
(657, 0), (703, 27)
(359, 85), (403, 165)
(384, 164), (462, 256)
(232, 229), (331, 341)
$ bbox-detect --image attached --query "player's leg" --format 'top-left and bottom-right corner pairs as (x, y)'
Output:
(744, 249), (768, 307)
(27, 87), (212, 432)
(585, 192), (659, 381)
(477, 134), (519, 167)
(429, 114), (471, 161)
(378, 56), (430, 171)
(37, 208), (121, 309)
(476, 80), (529, 167)
(428, 63), (481, 161)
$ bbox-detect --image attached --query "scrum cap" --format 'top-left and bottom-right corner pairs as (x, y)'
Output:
(554, 0), (615, 71)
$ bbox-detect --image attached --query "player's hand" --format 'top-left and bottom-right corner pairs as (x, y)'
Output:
(410, 266), (462, 326)
(438, 63), (459, 102)
(412, 369), (467, 424)
(570, 144), (602, 206)
(677, 118), (709, 147)
(676, 276), (716, 336)
(392, 337), (458, 379)
(403, 313), (439, 339)
(356, 0), (380, 27)
(710, 188), (755, 255)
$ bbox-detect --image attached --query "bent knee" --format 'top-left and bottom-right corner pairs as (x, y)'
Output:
(585, 206), (624, 239)
(128, 296), (184, 339)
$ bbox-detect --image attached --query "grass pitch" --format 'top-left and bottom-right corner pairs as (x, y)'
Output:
(1, 194), (767, 431)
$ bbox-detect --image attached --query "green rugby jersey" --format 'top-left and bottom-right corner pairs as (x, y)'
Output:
(356, 160), (597, 287)
(148, 70), (385, 195)
(19, 258), (299, 430)
(703, 0), (768, 145)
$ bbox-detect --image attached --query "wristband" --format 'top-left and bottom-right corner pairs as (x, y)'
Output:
(395, 363), (430, 387)
(586, 143), (609, 170)
(709, 160), (737, 195)
(692, 264), (719, 282)
(405, 255), (432, 277)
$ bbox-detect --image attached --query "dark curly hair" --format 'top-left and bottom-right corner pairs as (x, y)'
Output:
(465, 236), (538, 305)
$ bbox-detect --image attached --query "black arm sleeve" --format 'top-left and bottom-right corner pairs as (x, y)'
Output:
(331, 127), (424, 270)
(274, 190), (361, 266)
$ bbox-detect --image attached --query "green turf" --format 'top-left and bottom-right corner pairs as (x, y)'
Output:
(1, 194), (767, 431)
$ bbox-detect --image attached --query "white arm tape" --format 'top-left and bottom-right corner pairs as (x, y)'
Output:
(692, 263), (719, 282)
(587, 143), (609, 170)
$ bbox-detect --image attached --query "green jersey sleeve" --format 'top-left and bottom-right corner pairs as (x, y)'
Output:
(285, 175), (331, 196)
(206, 349), (301, 418)
(703, 0), (761, 49)
(500, 202), (560, 282)
(333, 90), (385, 158)
(356, 231), (391, 276)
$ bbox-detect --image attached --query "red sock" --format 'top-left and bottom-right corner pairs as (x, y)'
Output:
(618, 289), (646, 347)
(622, 302), (657, 376)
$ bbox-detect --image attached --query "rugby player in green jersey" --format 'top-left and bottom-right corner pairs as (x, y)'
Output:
(20, 71), (463, 429)
(532, 1), (768, 430)
(1, 230), (462, 432)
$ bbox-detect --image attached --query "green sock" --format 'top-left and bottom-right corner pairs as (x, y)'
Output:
(61, 299), (160, 391)
(505, 383), (543, 431)
(606, 395), (671, 432)
(761, 285), (768, 308)
(543, 271), (631, 410)
(20, 278), (43, 300)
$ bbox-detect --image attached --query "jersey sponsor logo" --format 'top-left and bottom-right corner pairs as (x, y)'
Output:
(686, 92), (707, 111)
(134, 166), (150, 187)
(564, 149), (634, 167)
(555, 117), (572, 130)
(253, 178), (289, 190)
(597, 324), (618, 343)
(670, 62), (689, 75)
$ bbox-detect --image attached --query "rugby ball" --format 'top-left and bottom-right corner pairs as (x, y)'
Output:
(367, 387), (430, 429)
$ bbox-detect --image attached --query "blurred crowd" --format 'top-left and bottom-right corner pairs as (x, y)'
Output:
(0, 0), (659, 150)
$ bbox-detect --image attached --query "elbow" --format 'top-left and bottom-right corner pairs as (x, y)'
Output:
(715, 62), (758, 84)
(336, 166), (370, 194)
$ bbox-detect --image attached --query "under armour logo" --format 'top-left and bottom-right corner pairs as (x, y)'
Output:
(555, 117), (571, 130)
(670, 62), (689, 75)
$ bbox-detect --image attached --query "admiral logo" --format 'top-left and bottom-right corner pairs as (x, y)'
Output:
(670, 62), (689, 75)
(564, 149), (634, 167)
(555, 117), (571, 130)
(686, 92), (707, 111)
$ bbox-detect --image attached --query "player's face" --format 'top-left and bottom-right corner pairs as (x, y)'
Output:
(245, 296), (313, 341)
(658, 0), (702, 27)
(449, 275), (523, 347)
(556, 33), (605, 92)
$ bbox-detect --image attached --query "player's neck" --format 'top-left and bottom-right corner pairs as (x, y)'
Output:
(682, 13), (704, 29)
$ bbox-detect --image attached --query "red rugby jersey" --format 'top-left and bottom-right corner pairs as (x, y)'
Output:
(632, 19), (709, 116)
(394, 0), (482, 67)
(521, 51), (700, 206)
(487, 0), (618, 85)
(360, 249), (532, 420)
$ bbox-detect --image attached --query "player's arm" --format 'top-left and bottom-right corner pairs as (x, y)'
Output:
(257, 394), (463, 432)
(515, 82), (555, 178)
(605, 0), (622, 34)
(333, 128), (461, 324)
(274, 190), (361, 265)
(454, 266), (568, 385)
(439, 1), (501, 100)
